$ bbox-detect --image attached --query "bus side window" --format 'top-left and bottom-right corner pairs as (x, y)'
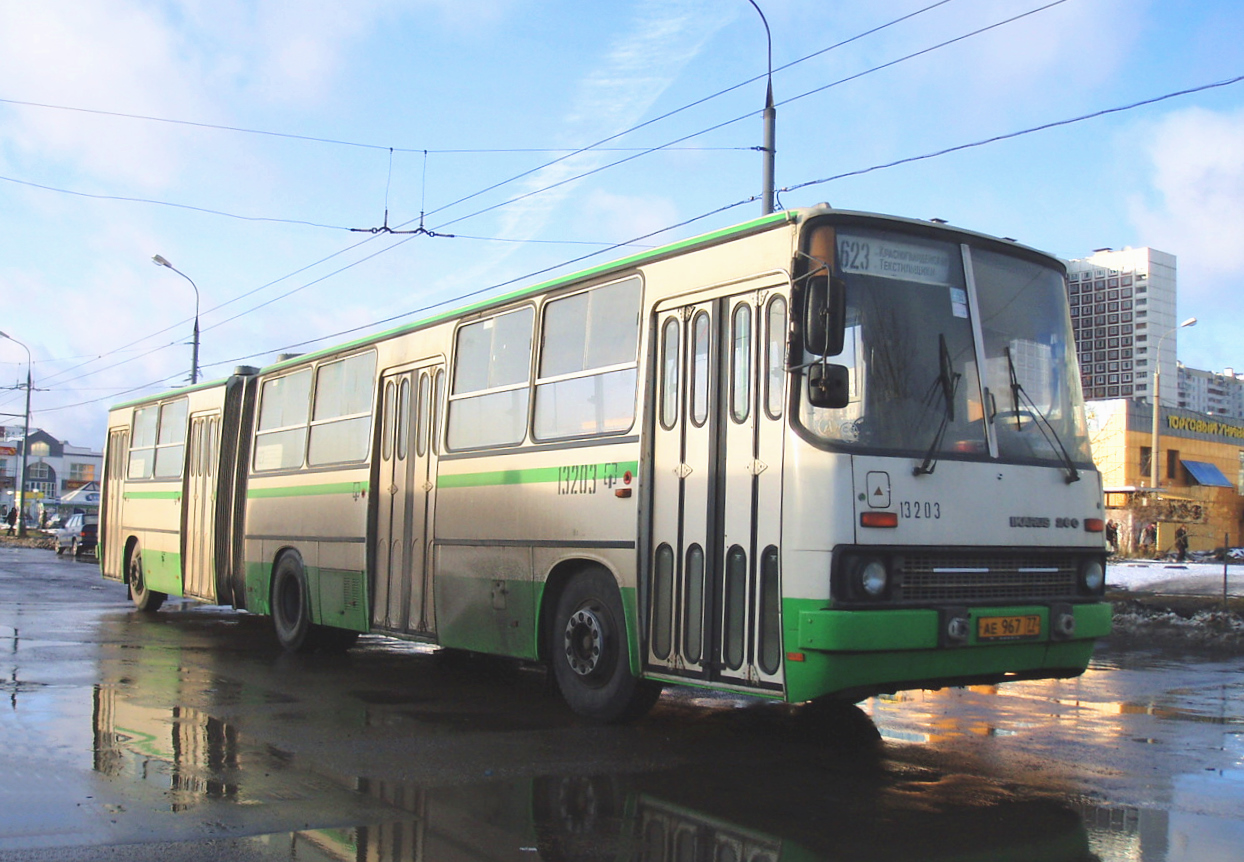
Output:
(690, 311), (710, 427)
(153, 398), (189, 478)
(765, 296), (787, 420)
(730, 302), (752, 424)
(127, 406), (159, 479)
(432, 369), (445, 455)
(308, 351), (377, 466)
(534, 276), (641, 440)
(659, 317), (680, 430)
(254, 369), (312, 471)
(447, 307), (534, 450)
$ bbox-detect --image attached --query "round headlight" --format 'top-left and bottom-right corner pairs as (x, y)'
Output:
(858, 559), (888, 598)
(1081, 559), (1105, 592)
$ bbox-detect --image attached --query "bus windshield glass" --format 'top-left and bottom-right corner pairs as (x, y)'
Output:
(798, 226), (1091, 467)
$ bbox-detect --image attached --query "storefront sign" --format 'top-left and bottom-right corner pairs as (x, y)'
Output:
(1166, 414), (1244, 441)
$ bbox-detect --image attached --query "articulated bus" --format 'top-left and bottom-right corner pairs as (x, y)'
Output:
(99, 205), (1111, 722)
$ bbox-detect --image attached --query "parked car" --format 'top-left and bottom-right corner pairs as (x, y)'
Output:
(55, 513), (98, 557)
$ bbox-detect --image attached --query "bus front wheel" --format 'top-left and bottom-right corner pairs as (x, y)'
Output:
(128, 542), (166, 613)
(551, 569), (661, 723)
(272, 553), (317, 653)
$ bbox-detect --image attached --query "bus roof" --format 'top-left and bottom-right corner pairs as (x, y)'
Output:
(110, 209), (796, 410)
(108, 205), (1061, 412)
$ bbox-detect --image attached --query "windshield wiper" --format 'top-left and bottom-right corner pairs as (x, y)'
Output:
(1002, 346), (1081, 484)
(914, 334), (960, 477)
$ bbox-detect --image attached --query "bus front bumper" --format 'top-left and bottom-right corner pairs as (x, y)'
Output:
(783, 601), (1112, 704)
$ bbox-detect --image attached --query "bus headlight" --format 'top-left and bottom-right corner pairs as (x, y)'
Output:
(856, 558), (889, 599)
(1080, 559), (1105, 594)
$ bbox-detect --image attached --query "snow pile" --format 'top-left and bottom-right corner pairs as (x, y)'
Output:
(1106, 561), (1242, 597)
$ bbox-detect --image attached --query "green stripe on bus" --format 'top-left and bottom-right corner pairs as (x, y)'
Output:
(247, 481), (369, 499)
(438, 460), (640, 489)
(124, 490), (182, 500)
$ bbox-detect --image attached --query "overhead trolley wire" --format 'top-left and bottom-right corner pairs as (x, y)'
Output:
(779, 73), (1244, 197)
(417, 0), (960, 223)
(24, 0), (1107, 411)
(0, 95), (753, 155)
(23, 0), (965, 402)
(37, 65), (1242, 417)
(203, 73), (1244, 385)
(419, 0), (1070, 234)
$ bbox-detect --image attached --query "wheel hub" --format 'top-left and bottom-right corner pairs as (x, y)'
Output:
(563, 607), (603, 676)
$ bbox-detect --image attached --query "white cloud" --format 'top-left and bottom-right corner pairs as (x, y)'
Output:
(1124, 105), (1244, 374)
(0, 1), (207, 188)
(1129, 106), (1244, 283)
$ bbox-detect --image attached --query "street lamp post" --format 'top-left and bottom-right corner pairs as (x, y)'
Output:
(747, 0), (776, 215)
(0, 331), (32, 538)
(1149, 316), (1197, 489)
(152, 254), (200, 385)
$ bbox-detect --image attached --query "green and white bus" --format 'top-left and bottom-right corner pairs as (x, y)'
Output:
(99, 205), (1111, 722)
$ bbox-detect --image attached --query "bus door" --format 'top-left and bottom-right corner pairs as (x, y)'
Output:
(184, 413), (219, 601)
(648, 282), (788, 691)
(374, 363), (444, 636)
(102, 428), (129, 577)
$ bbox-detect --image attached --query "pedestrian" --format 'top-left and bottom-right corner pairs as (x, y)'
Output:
(1174, 524), (1189, 562)
(1105, 520), (1118, 554)
(1139, 522), (1155, 556)
(4, 506), (16, 536)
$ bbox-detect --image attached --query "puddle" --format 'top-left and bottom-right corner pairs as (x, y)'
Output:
(222, 772), (1099, 862)
(3, 557), (1240, 860)
(82, 671), (1102, 860)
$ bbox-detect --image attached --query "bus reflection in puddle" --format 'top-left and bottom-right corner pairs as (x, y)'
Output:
(91, 688), (1093, 861)
(249, 775), (1094, 862)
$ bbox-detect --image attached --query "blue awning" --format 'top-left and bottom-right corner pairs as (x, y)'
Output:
(1181, 459), (1234, 488)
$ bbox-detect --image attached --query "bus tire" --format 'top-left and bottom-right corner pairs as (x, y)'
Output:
(128, 542), (166, 613)
(271, 553), (318, 653)
(551, 568), (661, 723)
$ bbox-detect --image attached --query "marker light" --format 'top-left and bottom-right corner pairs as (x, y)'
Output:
(860, 512), (898, 528)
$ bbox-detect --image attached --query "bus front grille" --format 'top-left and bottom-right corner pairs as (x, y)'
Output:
(898, 555), (1080, 602)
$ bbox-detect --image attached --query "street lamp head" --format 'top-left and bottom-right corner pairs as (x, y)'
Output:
(1180, 317), (1197, 328)
(152, 254), (172, 268)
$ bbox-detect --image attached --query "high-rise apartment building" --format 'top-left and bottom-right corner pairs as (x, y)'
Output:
(1177, 363), (1244, 417)
(1065, 247), (1178, 404)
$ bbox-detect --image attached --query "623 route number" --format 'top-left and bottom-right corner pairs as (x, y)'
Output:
(900, 500), (941, 520)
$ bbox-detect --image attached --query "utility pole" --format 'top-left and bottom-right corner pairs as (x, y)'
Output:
(748, 0), (776, 214)
(0, 331), (32, 538)
(152, 255), (201, 384)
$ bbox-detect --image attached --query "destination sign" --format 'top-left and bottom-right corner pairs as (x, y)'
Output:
(837, 233), (953, 286)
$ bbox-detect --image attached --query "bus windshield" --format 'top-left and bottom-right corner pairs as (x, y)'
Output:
(798, 225), (1091, 467)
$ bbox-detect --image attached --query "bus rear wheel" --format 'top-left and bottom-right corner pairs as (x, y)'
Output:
(128, 542), (166, 613)
(551, 569), (661, 723)
(272, 553), (318, 653)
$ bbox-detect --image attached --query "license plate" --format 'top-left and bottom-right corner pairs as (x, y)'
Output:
(977, 614), (1041, 640)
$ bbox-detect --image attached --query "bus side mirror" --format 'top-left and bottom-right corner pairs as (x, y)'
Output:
(803, 275), (846, 357)
(807, 363), (850, 409)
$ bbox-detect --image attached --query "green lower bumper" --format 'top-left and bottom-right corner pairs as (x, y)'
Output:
(783, 601), (1111, 704)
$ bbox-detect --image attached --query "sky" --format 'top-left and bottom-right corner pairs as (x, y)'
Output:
(1, 0), (1242, 452)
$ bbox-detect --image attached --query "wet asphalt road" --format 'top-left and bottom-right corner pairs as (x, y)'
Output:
(0, 544), (1240, 861)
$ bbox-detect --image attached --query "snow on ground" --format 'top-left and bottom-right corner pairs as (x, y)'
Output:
(1107, 560), (1244, 597)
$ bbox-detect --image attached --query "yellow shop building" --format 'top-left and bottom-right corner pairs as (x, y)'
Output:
(1086, 400), (1244, 556)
